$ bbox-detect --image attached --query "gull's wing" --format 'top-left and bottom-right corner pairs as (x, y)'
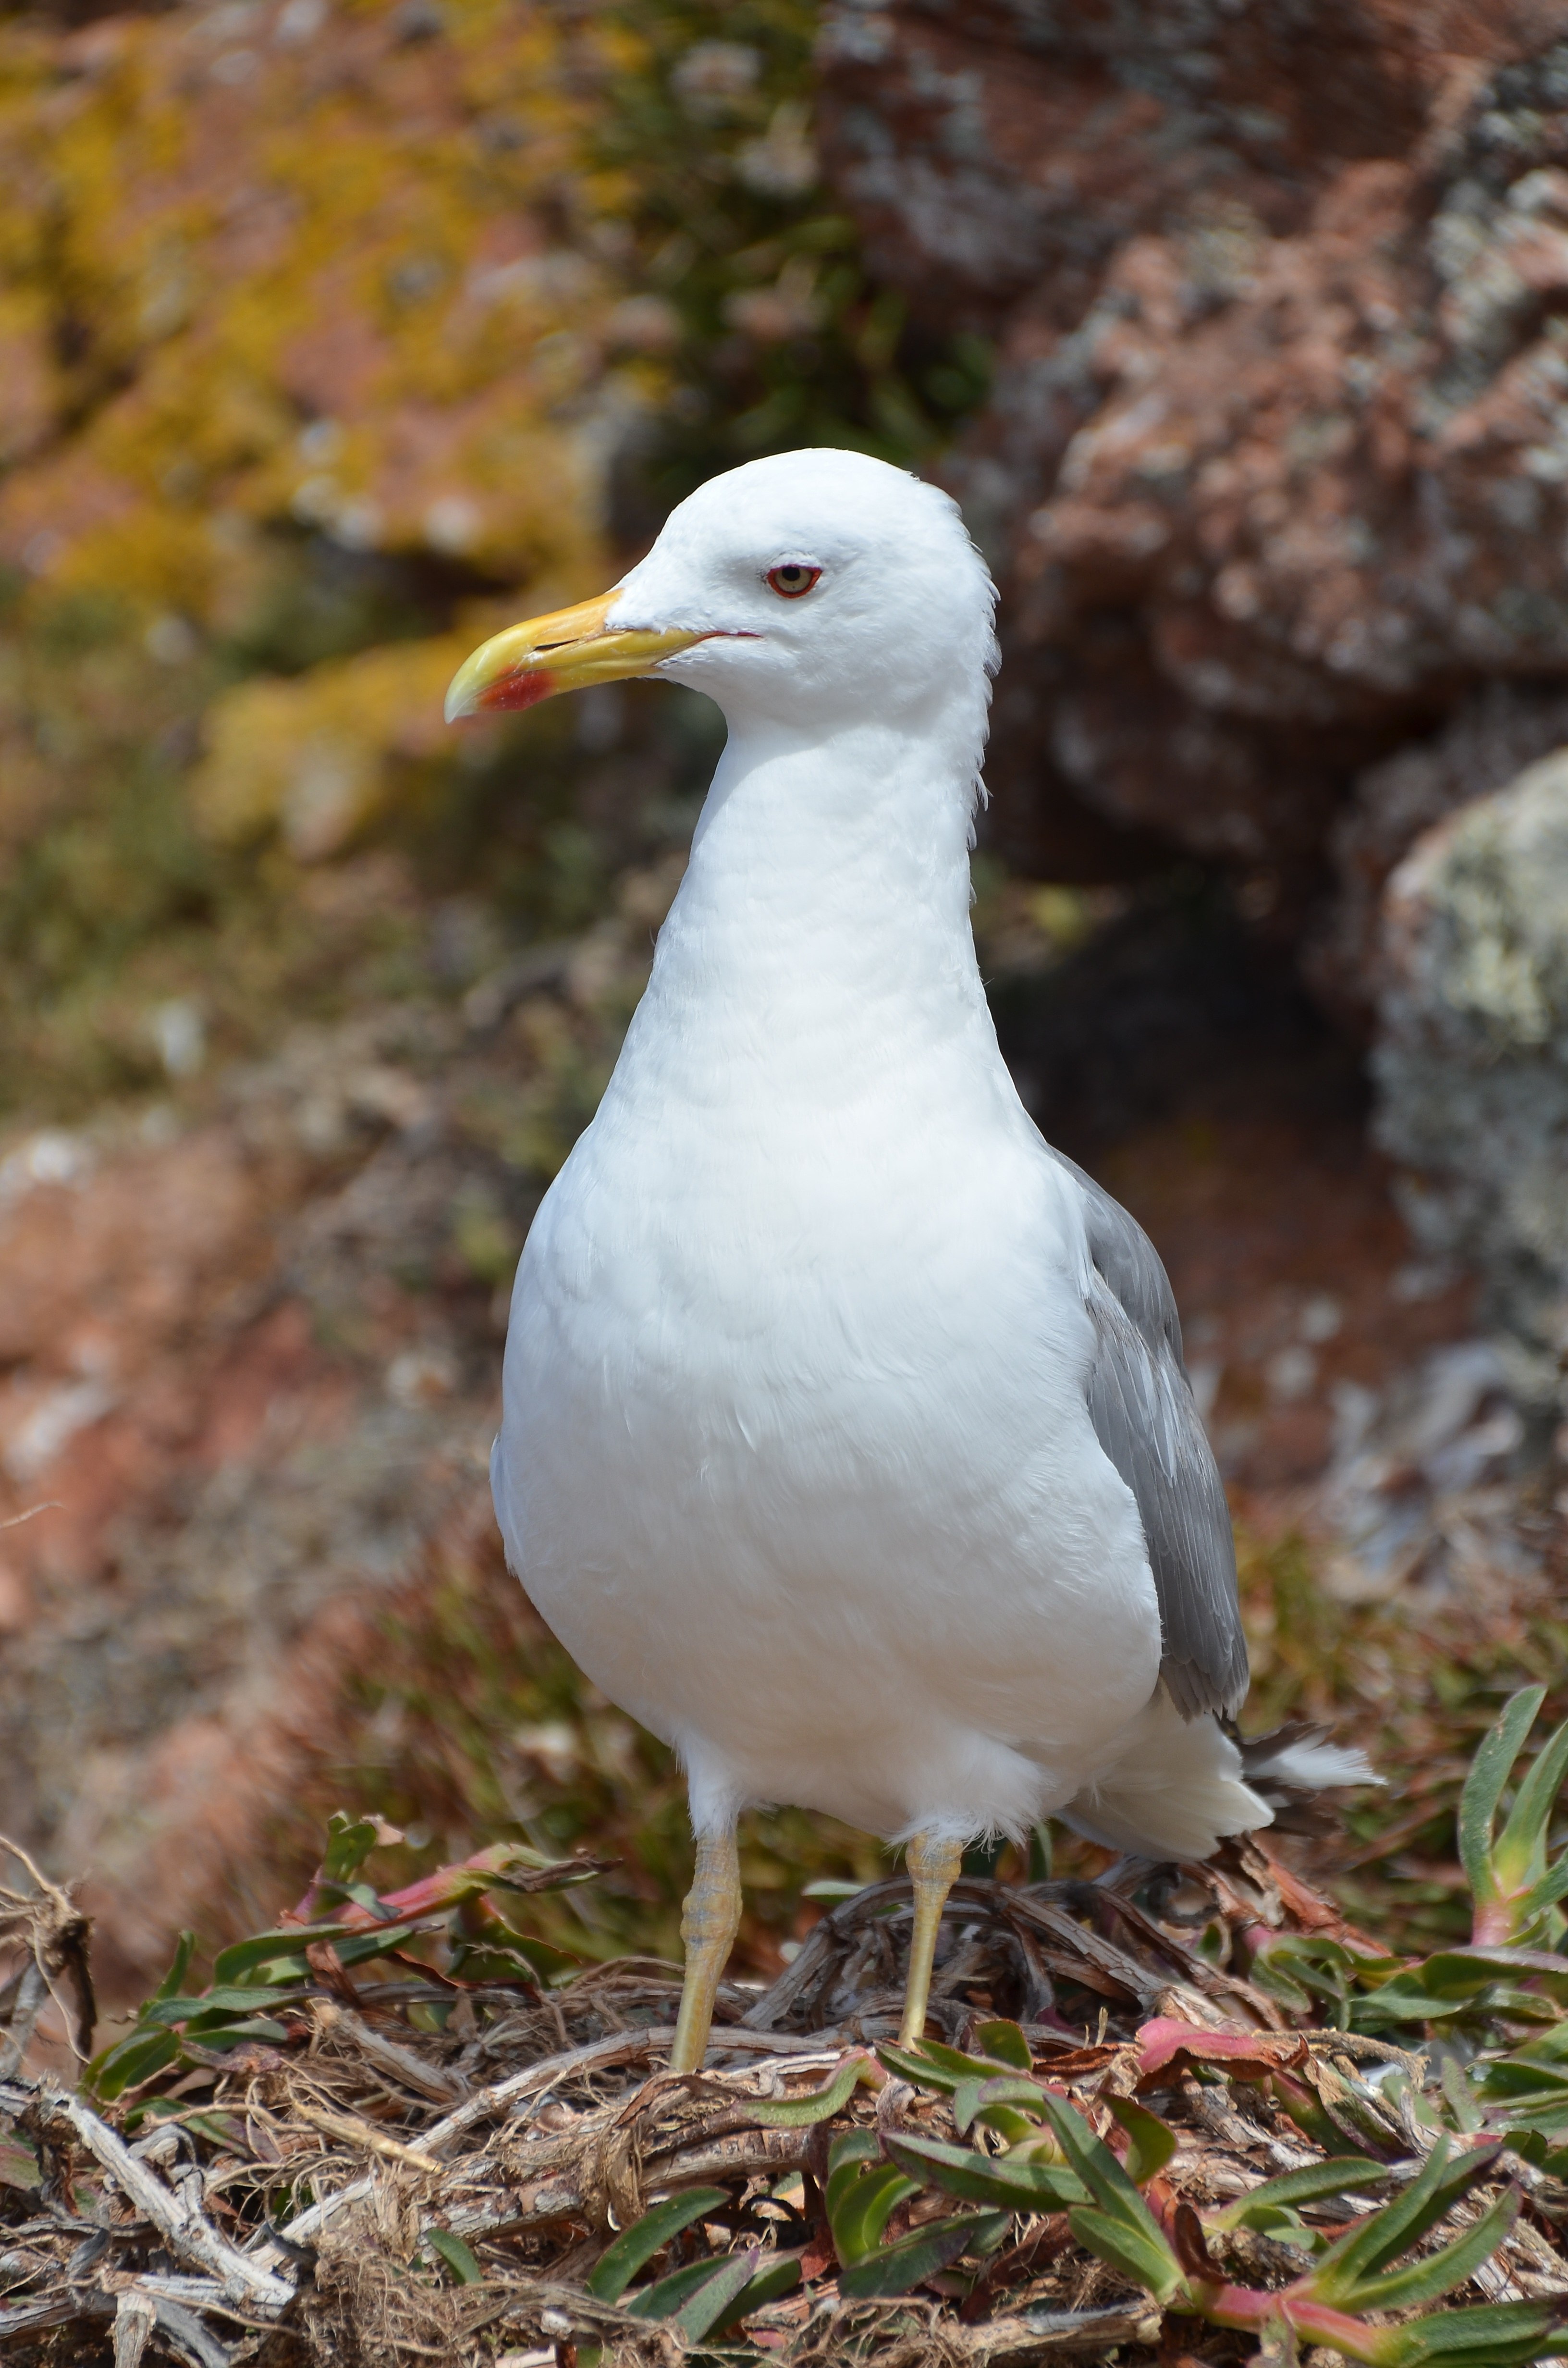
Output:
(1046, 1146), (1248, 1720)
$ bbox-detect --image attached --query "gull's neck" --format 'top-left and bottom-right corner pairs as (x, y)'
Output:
(616, 699), (1008, 1114)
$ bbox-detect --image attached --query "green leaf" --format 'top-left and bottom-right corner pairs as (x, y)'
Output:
(1250, 1934), (1362, 2012)
(585, 2187), (729, 2304)
(1511, 1859), (1568, 1931)
(824, 2128), (882, 2218)
(1497, 2017), (1568, 2074)
(1226, 2203), (1316, 2247)
(1459, 1690), (1544, 1908)
(1494, 1715), (1568, 1896)
(1038, 2090), (1166, 2235)
(830, 2162), (921, 2266)
(1066, 2205), (1187, 2306)
(424, 2230), (482, 2286)
(140, 1986), (304, 2025)
(1206, 2156), (1389, 2232)
(335, 1879), (391, 1919)
(703, 2253), (802, 2336)
(1351, 1989), (1466, 2033)
(838, 2211), (1006, 2298)
(1248, 1953), (1317, 2013)
(151, 1931), (197, 2003)
(1310, 2138), (1498, 2303)
(883, 2129), (1088, 2211)
(1475, 2058), (1568, 2105)
(321, 1811), (383, 1886)
(1368, 2301), (1559, 2366)
(673, 2248), (764, 2341)
(621, 2248), (766, 2338)
(971, 2018), (1033, 2071)
(1415, 1951), (1568, 2001)
(874, 2040), (939, 2087)
(1107, 2097), (1177, 2187)
(624, 2255), (736, 2324)
(211, 1928), (336, 1984)
(1344, 2185), (1519, 2313)
(969, 2101), (1044, 2145)
(333, 1920), (432, 1967)
(1442, 2056), (1485, 2135)
(951, 2075), (1046, 2136)
(875, 2036), (1035, 2094)
(87, 2026), (179, 2101)
(749, 2055), (869, 2127)
(184, 2014), (290, 2047)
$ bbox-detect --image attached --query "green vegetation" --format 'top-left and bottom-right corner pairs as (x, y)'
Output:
(52, 1692), (1568, 2364)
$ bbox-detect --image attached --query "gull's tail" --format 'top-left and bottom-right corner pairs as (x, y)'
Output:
(1233, 1720), (1381, 1836)
(1058, 1692), (1378, 1863)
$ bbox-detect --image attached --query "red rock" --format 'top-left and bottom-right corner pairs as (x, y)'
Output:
(819, 2), (1568, 942)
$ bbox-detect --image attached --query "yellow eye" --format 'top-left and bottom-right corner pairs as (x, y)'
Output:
(766, 563), (821, 598)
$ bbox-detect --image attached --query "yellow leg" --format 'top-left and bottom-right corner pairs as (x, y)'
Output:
(899, 1831), (963, 2045)
(670, 1828), (742, 2074)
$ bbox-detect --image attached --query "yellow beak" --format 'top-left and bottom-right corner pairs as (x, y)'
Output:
(444, 591), (706, 723)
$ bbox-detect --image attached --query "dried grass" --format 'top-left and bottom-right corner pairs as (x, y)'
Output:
(3, 1829), (1568, 2367)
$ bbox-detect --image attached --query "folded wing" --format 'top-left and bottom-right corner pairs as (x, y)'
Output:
(1047, 1146), (1249, 1721)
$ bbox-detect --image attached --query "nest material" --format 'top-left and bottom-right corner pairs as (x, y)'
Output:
(1, 1837), (1566, 2368)
(0, 1838), (94, 2082)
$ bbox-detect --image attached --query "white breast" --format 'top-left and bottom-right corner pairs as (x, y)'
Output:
(491, 773), (1160, 1839)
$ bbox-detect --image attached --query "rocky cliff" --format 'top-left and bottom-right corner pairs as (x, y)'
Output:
(818, 2), (1568, 922)
(819, 0), (1568, 1386)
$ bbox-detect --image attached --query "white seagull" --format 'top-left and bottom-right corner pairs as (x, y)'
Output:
(446, 449), (1371, 2072)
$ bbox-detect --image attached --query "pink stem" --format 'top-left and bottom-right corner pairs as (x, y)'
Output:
(1193, 2276), (1388, 2362)
(292, 1841), (524, 1928)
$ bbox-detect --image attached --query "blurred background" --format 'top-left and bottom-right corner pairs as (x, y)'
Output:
(1, 0), (1567, 2020)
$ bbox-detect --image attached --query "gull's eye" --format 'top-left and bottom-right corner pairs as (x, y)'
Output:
(766, 562), (821, 599)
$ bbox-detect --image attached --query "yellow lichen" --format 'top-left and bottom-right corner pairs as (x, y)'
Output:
(0, 0), (637, 617)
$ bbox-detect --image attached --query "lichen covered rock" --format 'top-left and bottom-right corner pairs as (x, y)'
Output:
(0, 0), (660, 1111)
(1374, 746), (1568, 1392)
(0, 1), (632, 611)
(1310, 682), (1568, 1020)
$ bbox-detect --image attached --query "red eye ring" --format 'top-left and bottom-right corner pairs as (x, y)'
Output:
(766, 563), (821, 599)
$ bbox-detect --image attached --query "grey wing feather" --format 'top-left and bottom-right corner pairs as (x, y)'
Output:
(1045, 1145), (1248, 1721)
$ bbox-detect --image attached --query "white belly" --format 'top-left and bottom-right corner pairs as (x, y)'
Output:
(493, 1075), (1160, 1841)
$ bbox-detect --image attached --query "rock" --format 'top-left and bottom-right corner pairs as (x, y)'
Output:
(1372, 746), (1568, 1394)
(818, 3), (1568, 929)
(1309, 683), (1568, 1019)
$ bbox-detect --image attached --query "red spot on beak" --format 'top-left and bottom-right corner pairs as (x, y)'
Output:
(479, 669), (556, 713)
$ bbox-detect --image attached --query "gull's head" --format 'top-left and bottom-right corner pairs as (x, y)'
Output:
(445, 448), (997, 738)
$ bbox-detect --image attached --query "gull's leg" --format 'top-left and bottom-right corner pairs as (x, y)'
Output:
(670, 1826), (742, 2075)
(899, 1830), (963, 2045)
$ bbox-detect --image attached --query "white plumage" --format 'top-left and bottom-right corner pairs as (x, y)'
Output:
(449, 447), (1371, 2063)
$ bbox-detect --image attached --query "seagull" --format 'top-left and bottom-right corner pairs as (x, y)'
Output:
(446, 448), (1372, 2072)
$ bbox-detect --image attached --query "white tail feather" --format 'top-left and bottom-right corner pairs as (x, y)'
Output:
(1246, 1739), (1382, 1789)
